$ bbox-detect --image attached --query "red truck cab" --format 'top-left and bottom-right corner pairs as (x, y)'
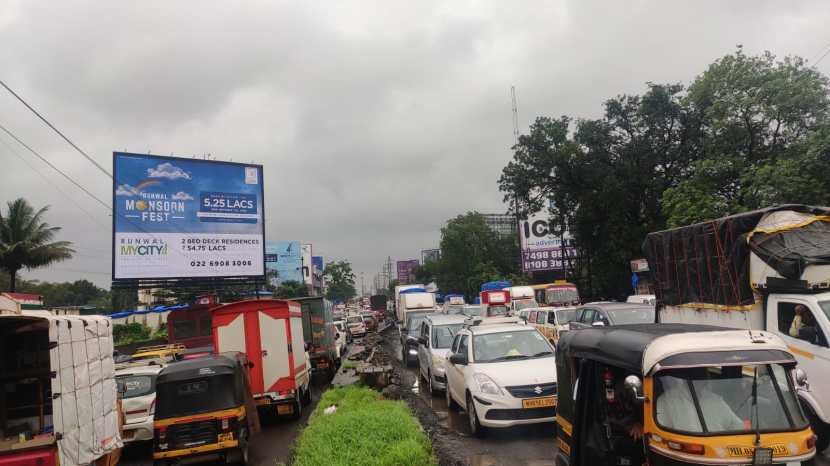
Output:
(479, 290), (511, 317)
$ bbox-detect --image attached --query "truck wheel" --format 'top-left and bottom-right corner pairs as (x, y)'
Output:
(302, 385), (312, 406)
(226, 436), (249, 465)
(292, 395), (303, 420)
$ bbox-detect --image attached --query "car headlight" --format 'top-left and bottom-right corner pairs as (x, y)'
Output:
(473, 372), (502, 395)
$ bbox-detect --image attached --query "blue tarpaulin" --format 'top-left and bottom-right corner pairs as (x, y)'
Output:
(480, 281), (511, 292)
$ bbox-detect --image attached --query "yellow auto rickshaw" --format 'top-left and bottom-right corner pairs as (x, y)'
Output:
(555, 324), (816, 466)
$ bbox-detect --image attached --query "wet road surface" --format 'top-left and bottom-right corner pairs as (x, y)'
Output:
(119, 376), (329, 466)
(383, 326), (830, 466)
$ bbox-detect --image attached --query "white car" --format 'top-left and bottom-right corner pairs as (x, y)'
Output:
(445, 323), (557, 437)
(417, 314), (467, 395)
(115, 363), (163, 443)
(346, 314), (367, 338)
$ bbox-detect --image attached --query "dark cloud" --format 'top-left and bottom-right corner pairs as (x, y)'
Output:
(1, 0), (829, 288)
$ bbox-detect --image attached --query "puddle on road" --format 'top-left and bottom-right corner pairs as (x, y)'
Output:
(467, 455), (555, 466)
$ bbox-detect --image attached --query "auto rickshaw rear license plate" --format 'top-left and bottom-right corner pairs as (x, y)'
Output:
(277, 404), (294, 415)
(727, 444), (785, 459)
(218, 432), (233, 442)
(522, 396), (556, 408)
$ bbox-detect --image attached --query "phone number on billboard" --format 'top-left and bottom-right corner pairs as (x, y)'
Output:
(190, 260), (254, 267)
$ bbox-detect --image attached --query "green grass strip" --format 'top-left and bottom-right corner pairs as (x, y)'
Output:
(293, 386), (436, 466)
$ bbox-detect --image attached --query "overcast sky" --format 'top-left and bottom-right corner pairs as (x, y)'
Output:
(2, 1), (830, 291)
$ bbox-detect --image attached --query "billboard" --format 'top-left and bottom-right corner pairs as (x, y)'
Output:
(421, 249), (441, 264)
(113, 153), (265, 280)
(396, 259), (419, 284)
(265, 241), (303, 287)
(519, 210), (578, 272)
(301, 244), (313, 286)
(312, 256), (324, 288)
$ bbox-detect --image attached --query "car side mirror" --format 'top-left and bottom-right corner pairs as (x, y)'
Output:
(592, 321), (606, 327)
(449, 353), (467, 366)
(418, 336), (428, 346)
(794, 368), (809, 390)
(624, 375), (647, 402)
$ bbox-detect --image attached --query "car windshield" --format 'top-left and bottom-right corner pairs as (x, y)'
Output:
(545, 288), (579, 305)
(473, 330), (553, 363)
(155, 374), (239, 420)
(407, 315), (427, 336)
(606, 306), (654, 324)
(432, 324), (464, 348)
(513, 300), (538, 311)
(819, 301), (830, 322)
(486, 305), (509, 317)
(462, 306), (482, 316)
(554, 309), (576, 324)
(346, 316), (362, 324)
(116, 374), (155, 399)
(655, 364), (807, 435)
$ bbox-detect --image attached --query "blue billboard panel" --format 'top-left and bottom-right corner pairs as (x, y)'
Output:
(265, 241), (303, 287)
(113, 152), (265, 280)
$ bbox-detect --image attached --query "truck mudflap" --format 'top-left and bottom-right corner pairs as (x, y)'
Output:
(0, 447), (58, 466)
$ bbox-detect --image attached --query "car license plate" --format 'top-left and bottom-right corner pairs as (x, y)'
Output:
(277, 404), (294, 415)
(218, 432), (233, 442)
(522, 396), (556, 409)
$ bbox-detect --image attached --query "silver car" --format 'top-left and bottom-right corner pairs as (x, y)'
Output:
(416, 314), (467, 395)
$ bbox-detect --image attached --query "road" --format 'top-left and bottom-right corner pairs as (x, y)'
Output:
(120, 376), (329, 466)
(382, 326), (830, 466)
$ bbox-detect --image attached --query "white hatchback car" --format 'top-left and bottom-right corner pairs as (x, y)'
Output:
(416, 314), (467, 394)
(445, 323), (557, 437)
(115, 363), (163, 443)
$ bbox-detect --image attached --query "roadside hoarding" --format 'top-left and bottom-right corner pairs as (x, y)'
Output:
(421, 248), (440, 264)
(396, 259), (419, 284)
(301, 244), (313, 286)
(519, 210), (577, 272)
(113, 153), (265, 281)
(265, 241), (303, 287)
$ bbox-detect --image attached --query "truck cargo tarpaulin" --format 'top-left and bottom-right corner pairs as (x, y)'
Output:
(643, 204), (830, 308)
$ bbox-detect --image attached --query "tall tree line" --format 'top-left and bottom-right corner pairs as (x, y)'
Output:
(500, 49), (830, 300)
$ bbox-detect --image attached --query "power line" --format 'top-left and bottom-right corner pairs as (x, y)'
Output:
(0, 79), (112, 178)
(0, 133), (109, 228)
(0, 121), (112, 211)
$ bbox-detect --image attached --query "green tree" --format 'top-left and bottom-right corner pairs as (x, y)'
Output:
(420, 212), (520, 299)
(662, 49), (830, 226)
(273, 280), (309, 299)
(324, 260), (357, 303)
(0, 198), (74, 291)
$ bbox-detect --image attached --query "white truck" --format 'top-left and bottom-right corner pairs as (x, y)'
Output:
(397, 291), (438, 324)
(394, 284), (426, 321)
(644, 205), (830, 451)
(506, 286), (538, 313)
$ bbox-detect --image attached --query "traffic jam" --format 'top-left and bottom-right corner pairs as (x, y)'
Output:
(1, 206), (829, 466)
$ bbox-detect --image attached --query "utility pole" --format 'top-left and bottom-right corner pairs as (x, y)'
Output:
(511, 85), (524, 273)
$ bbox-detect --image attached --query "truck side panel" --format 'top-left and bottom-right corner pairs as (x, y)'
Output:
(660, 304), (765, 329)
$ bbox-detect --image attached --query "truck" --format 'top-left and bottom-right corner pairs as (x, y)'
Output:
(396, 289), (437, 324)
(212, 299), (311, 419)
(292, 296), (339, 379)
(0, 311), (122, 466)
(644, 204), (830, 451)
(369, 294), (388, 321)
(506, 285), (538, 313)
(393, 284), (425, 321)
(479, 288), (511, 317)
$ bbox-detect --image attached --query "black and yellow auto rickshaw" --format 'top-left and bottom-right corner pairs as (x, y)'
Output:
(555, 324), (816, 466)
(152, 352), (260, 466)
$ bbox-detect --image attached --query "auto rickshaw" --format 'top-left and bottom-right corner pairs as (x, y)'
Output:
(152, 352), (260, 466)
(555, 324), (816, 466)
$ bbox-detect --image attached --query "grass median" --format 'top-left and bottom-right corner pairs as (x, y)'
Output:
(292, 386), (435, 466)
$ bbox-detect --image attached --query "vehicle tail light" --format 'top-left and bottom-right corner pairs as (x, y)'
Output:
(807, 434), (818, 450)
(666, 440), (704, 455)
(149, 398), (156, 415)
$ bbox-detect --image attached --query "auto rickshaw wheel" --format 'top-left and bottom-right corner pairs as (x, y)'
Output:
(466, 394), (486, 438)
